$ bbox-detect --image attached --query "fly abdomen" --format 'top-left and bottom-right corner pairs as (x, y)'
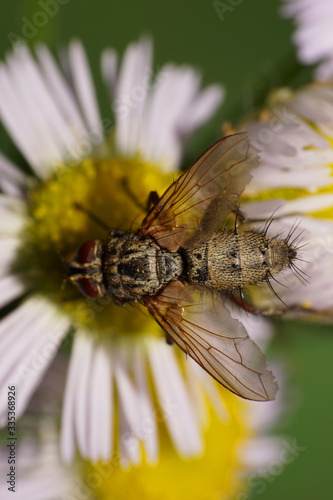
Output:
(184, 230), (296, 291)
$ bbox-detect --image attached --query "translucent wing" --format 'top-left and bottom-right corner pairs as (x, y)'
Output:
(138, 132), (258, 251)
(144, 282), (278, 401)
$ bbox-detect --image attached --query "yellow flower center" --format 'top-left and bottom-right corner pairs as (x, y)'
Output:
(14, 156), (175, 339)
(83, 389), (253, 500)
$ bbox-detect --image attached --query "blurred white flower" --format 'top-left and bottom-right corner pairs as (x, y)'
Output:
(242, 83), (333, 313)
(281, 0), (333, 78)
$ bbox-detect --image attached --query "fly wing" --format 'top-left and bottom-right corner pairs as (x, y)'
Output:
(144, 281), (278, 401)
(138, 133), (258, 251)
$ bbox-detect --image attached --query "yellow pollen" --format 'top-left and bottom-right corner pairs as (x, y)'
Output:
(14, 156), (175, 339)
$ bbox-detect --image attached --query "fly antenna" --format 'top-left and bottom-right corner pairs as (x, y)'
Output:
(73, 202), (109, 231)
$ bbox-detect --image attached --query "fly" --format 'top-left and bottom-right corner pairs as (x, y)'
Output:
(68, 132), (297, 402)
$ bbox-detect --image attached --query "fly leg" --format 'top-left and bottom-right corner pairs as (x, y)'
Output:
(228, 289), (258, 315)
(166, 334), (174, 345)
(146, 190), (160, 211)
(228, 289), (298, 317)
(121, 177), (159, 213)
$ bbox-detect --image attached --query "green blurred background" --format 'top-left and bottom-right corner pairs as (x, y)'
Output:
(0, 1), (332, 498)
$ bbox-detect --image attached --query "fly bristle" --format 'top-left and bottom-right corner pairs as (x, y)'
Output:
(284, 220), (302, 246)
(284, 222), (310, 285)
(263, 216), (275, 237)
(267, 270), (287, 289)
(265, 273), (288, 307)
(289, 260), (310, 285)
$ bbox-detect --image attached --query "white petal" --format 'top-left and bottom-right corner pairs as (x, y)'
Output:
(138, 65), (223, 171)
(186, 358), (230, 424)
(282, 0), (333, 66)
(139, 65), (200, 170)
(0, 299), (69, 425)
(245, 363), (289, 432)
(74, 333), (94, 459)
(0, 297), (45, 346)
(177, 84), (224, 137)
(0, 212), (25, 235)
(112, 341), (158, 466)
(148, 338), (203, 457)
(36, 44), (87, 138)
(0, 274), (25, 308)
(228, 302), (273, 351)
(263, 194), (333, 217)
(28, 353), (68, 415)
(133, 343), (158, 464)
(114, 37), (153, 155)
(0, 152), (27, 196)
(0, 193), (25, 211)
(184, 360), (209, 426)
(316, 57), (333, 80)
(0, 194), (26, 235)
(60, 332), (90, 463)
(60, 332), (83, 464)
(239, 436), (286, 471)
(10, 47), (78, 158)
(114, 347), (144, 465)
(119, 403), (141, 467)
(101, 48), (118, 101)
(60, 333), (113, 463)
(10, 315), (69, 418)
(88, 343), (113, 461)
(249, 164), (332, 190)
(0, 238), (21, 276)
(5, 48), (66, 175)
(68, 40), (102, 134)
(0, 63), (43, 171)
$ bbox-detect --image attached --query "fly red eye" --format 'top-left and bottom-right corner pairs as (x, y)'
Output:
(77, 278), (101, 298)
(77, 240), (96, 264)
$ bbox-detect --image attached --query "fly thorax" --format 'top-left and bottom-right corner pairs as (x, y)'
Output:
(156, 250), (183, 287)
(103, 232), (182, 302)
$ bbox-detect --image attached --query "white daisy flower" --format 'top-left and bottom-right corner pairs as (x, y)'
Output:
(281, 0), (333, 78)
(240, 83), (333, 313)
(0, 325), (289, 500)
(0, 37), (226, 464)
